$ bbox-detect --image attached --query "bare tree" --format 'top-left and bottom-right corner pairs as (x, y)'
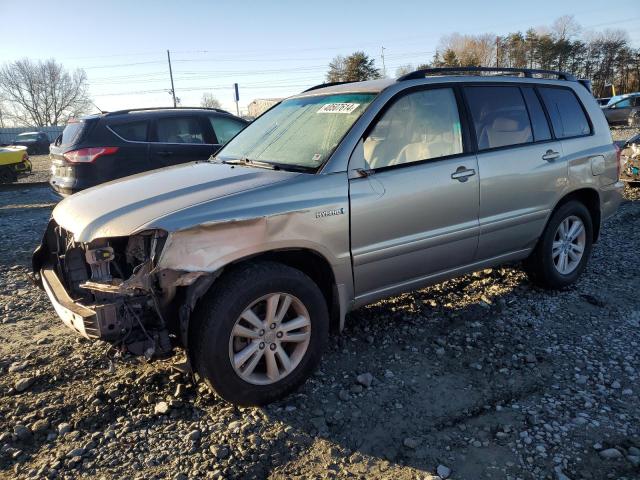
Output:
(200, 92), (221, 109)
(0, 58), (91, 126)
(395, 64), (414, 78)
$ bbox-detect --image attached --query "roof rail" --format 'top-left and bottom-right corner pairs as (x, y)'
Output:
(105, 106), (232, 116)
(397, 67), (577, 82)
(302, 81), (354, 93)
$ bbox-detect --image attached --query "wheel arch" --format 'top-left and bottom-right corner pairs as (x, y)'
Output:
(177, 247), (343, 347)
(551, 188), (601, 242)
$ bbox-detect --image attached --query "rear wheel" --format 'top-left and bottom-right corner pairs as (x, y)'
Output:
(189, 261), (329, 405)
(524, 201), (593, 289)
(0, 167), (17, 183)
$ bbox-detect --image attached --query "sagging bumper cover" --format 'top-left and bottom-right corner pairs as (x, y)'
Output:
(32, 220), (178, 357)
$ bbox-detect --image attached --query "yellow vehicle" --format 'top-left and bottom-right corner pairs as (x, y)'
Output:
(0, 145), (31, 183)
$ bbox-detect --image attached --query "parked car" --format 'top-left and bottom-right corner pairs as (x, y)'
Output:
(12, 131), (50, 155)
(601, 93), (640, 125)
(33, 67), (623, 405)
(0, 145), (31, 182)
(49, 107), (248, 196)
(596, 97), (611, 106)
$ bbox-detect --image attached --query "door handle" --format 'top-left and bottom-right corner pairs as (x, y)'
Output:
(157, 151), (174, 156)
(542, 150), (560, 161)
(451, 166), (476, 182)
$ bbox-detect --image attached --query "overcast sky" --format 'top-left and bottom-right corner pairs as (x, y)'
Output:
(1, 0), (638, 114)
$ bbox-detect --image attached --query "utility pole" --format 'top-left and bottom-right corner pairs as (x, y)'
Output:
(381, 46), (387, 77)
(495, 36), (500, 69)
(167, 50), (177, 108)
(233, 83), (240, 117)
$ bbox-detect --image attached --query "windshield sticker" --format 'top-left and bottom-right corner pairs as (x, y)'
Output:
(312, 153), (322, 161)
(317, 103), (361, 114)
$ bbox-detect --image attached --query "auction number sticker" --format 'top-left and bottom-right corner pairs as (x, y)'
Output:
(317, 103), (360, 114)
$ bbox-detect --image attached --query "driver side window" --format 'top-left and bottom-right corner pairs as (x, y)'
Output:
(364, 88), (463, 169)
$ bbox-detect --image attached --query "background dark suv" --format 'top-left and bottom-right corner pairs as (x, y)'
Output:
(12, 131), (51, 154)
(49, 107), (248, 196)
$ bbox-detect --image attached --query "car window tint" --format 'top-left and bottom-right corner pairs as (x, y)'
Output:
(538, 87), (591, 138)
(364, 88), (463, 169)
(465, 86), (533, 150)
(521, 87), (551, 142)
(60, 122), (86, 146)
(615, 98), (631, 108)
(156, 117), (205, 144)
(209, 116), (245, 144)
(110, 121), (148, 142)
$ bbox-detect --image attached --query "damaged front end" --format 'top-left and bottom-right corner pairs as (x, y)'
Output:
(32, 220), (179, 358)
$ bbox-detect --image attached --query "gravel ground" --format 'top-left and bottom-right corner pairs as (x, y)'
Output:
(15, 155), (50, 184)
(1, 180), (640, 478)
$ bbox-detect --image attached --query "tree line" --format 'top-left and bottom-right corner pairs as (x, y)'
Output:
(328, 16), (640, 98)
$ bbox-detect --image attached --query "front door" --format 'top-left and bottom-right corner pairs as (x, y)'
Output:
(349, 87), (480, 299)
(149, 115), (219, 168)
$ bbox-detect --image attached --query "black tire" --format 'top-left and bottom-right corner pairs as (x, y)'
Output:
(189, 261), (329, 406)
(523, 200), (593, 290)
(0, 167), (17, 184)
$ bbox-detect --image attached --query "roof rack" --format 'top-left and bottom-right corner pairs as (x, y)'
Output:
(105, 106), (231, 116)
(397, 67), (577, 82)
(302, 81), (354, 93)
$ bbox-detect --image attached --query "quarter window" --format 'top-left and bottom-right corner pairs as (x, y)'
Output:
(209, 116), (245, 144)
(110, 121), (148, 142)
(465, 86), (533, 150)
(521, 87), (551, 142)
(538, 87), (591, 138)
(363, 88), (463, 169)
(156, 117), (205, 144)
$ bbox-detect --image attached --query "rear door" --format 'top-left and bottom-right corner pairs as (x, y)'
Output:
(106, 119), (151, 177)
(149, 115), (218, 168)
(464, 84), (565, 260)
(349, 87), (480, 298)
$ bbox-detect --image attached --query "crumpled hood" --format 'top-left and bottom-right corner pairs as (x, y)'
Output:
(53, 161), (295, 242)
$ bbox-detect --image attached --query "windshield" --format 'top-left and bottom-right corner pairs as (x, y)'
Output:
(606, 95), (625, 106)
(16, 133), (38, 141)
(218, 93), (376, 170)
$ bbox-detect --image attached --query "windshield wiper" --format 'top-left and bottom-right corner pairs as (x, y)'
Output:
(218, 157), (316, 173)
(219, 157), (279, 170)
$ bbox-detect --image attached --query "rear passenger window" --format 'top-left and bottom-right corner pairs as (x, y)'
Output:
(209, 116), (245, 144)
(465, 86), (532, 150)
(110, 121), (148, 142)
(538, 87), (591, 138)
(156, 117), (205, 144)
(521, 87), (551, 142)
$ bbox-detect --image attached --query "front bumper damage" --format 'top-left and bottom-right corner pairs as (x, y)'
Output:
(32, 220), (208, 359)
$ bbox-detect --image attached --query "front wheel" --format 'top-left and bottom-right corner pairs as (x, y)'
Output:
(189, 261), (329, 406)
(524, 201), (593, 289)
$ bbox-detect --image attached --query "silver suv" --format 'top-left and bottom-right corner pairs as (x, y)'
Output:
(33, 67), (623, 405)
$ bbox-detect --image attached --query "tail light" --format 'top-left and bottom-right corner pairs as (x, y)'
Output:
(614, 143), (621, 179)
(63, 147), (119, 163)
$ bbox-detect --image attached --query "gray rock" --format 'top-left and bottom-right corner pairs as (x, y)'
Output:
(31, 419), (49, 434)
(66, 447), (85, 458)
(57, 423), (72, 435)
(14, 377), (35, 392)
(186, 429), (201, 442)
(356, 373), (373, 388)
(599, 448), (622, 459)
(554, 466), (572, 480)
(437, 464), (451, 479)
(403, 437), (420, 449)
(13, 425), (32, 442)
